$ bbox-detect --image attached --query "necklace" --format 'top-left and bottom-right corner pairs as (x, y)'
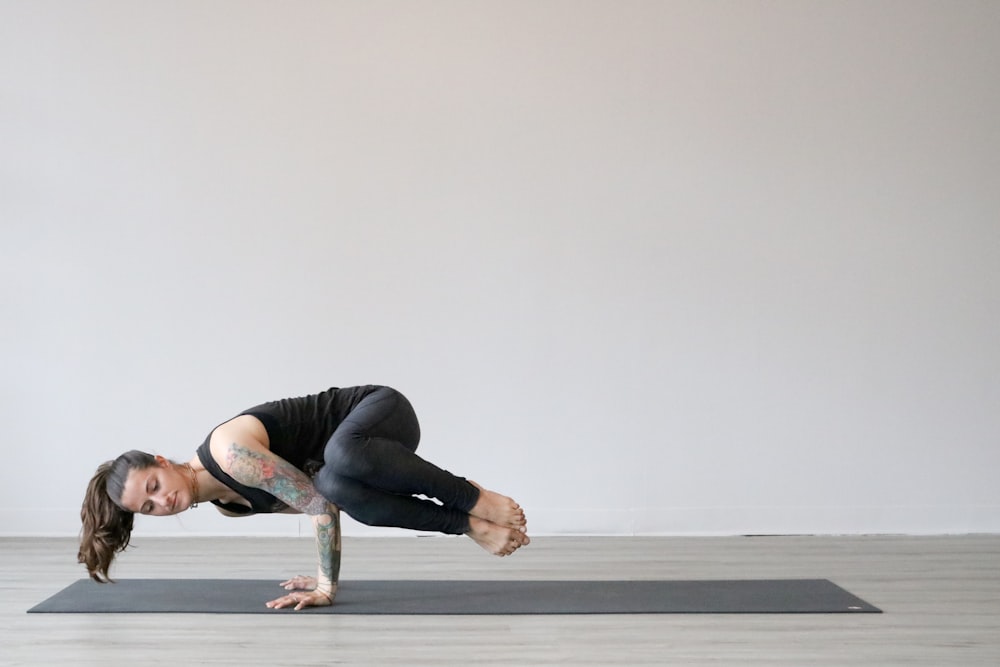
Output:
(186, 463), (200, 509)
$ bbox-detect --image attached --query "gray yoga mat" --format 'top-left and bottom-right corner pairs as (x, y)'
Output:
(28, 578), (881, 614)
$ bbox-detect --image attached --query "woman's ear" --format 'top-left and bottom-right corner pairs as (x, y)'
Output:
(154, 455), (169, 468)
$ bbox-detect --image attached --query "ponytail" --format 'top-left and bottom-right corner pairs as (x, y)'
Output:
(78, 451), (156, 583)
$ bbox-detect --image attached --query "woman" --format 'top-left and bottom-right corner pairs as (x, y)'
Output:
(79, 385), (529, 610)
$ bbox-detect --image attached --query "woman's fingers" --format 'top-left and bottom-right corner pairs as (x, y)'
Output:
(266, 592), (304, 609)
(266, 594), (293, 609)
(279, 575), (316, 590)
(265, 589), (333, 610)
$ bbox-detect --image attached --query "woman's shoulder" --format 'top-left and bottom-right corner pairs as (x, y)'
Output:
(207, 415), (271, 462)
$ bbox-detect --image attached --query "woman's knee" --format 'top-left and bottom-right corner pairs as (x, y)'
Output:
(312, 468), (353, 507)
(313, 472), (392, 526)
(322, 430), (376, 478)
(344, 388), (421, 451)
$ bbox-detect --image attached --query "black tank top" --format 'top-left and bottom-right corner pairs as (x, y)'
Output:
(196, 385), (380, 514)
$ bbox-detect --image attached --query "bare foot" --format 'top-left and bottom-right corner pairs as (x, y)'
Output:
(468, 481), (527, 532)
(466, 516), (530, 557)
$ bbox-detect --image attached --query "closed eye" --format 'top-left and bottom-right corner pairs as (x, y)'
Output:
(147, 481), (161, 513)
(140, 476), (159, 514)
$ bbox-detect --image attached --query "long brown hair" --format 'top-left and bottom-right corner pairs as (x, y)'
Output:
(78, 450), (157, 583)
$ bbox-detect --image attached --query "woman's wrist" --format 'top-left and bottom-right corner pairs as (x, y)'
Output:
(315, 582), (337, 598)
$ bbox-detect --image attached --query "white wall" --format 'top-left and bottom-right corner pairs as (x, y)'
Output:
(2, 0), (998, 538)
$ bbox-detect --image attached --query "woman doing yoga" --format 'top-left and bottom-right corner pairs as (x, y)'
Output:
(78, 385), (529, 610)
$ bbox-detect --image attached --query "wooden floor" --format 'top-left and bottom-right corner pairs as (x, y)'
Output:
(2, 535), (998, 665)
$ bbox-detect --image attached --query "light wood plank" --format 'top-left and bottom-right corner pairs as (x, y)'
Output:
(2, 535), (998, 665)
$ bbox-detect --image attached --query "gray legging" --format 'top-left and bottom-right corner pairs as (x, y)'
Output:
(312, 387), (479, 535)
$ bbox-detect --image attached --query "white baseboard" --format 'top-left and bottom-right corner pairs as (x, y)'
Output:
(2, 506), (998, 538)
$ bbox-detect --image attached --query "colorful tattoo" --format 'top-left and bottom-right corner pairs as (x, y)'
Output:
(313, 509), (342, 593)
(224, 442), (329, 516)
(224, 443), (340, 593)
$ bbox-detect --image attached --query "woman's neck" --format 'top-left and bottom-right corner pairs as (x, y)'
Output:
(187, 460), (233, 505)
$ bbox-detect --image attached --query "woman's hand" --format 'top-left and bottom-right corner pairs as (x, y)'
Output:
(280, 575), (317, 591)
(265, 581), (334, 611)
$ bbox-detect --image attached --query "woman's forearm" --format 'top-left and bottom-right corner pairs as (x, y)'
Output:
(313, 504), (341, 596)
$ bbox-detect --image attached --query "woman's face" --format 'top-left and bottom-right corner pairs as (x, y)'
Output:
(118, 456), (193, 516)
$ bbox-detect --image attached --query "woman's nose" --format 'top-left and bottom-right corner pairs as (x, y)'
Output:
(155, 490), (170, 510)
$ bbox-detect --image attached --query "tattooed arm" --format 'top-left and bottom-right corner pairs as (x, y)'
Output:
(220, 440), (341, 610)
(272, 509), (342, 610)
